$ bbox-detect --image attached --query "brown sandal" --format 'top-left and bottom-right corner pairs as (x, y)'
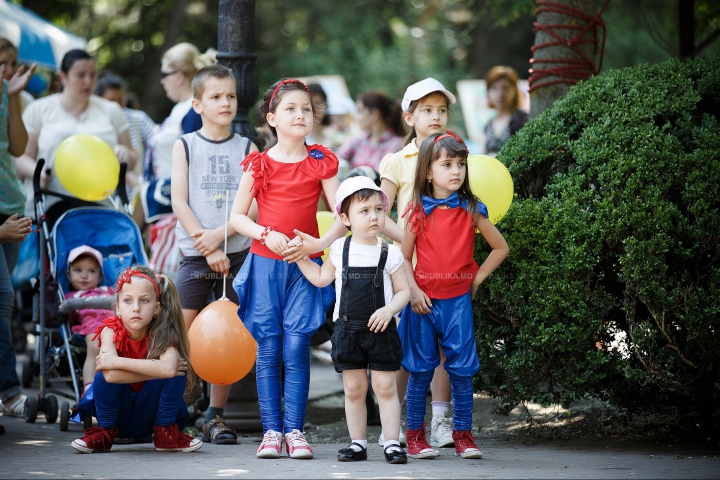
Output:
(202, 416), (237, 445)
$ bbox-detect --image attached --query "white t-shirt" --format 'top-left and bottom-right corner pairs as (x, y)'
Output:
(22, 94), (128, 215)
(146, 97), (194, 180)
(328, 237), (404, 322)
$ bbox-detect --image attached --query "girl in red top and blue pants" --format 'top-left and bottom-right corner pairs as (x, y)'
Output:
(230, 79), (338, 460)
(399, 131), (509, 460)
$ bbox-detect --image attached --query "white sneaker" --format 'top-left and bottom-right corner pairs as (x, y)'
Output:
(378, 425), (407, 448)
(256, 430), (283, 459)
(429, 415), (455, 448)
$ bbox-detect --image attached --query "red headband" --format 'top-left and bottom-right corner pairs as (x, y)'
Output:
(269, 78), (313, 109)
(434, 130), (465, 144)
(116, 268), (160, 298)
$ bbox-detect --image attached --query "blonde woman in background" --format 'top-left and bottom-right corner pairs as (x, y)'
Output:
(141, 43), (213, 280)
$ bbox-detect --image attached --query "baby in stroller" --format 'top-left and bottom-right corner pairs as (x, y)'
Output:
(63, 246), (115, 399)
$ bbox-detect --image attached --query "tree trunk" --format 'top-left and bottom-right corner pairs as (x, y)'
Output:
(529, 0), (603, 120)
(466, 5), (536, 82)
(678, 0), (695, 59)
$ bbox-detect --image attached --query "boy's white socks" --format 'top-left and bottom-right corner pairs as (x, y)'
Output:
(431, 401), (451, 417)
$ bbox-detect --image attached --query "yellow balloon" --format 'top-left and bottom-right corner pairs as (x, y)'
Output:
(54, 134), (120, 201)
(467, 155), (514, 224)
(316, 210), (350, 260)
(316, 211), (336, 261)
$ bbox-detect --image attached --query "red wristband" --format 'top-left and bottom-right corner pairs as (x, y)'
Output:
(259, 226), (275, 245)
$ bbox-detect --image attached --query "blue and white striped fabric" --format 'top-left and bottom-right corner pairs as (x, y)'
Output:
(0, 0), (86, 72)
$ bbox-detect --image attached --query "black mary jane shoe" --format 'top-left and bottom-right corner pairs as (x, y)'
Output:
(384, 445), (408, 464)
(337, 442), (368, 462)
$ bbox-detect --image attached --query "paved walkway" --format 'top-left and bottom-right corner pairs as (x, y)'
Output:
(3, 354), (718, 478)
(1, 415), (717, 479)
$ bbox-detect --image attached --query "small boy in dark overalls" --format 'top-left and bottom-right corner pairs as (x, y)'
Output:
(295, 176), (411, 464)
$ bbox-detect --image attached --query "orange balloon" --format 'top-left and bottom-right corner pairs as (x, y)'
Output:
(188, 299), (257, 385)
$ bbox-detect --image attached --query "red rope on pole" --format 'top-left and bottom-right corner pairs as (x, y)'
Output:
(528, 0), (611, 92)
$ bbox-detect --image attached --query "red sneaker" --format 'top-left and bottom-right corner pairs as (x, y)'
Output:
(452, 429), (482, 459)
(256, 430), (283, 459)
(405, 423), (438, 459)
(71, 426), (119, 453)
(153, 424), (203, 452)
(285, 429), (314, 459)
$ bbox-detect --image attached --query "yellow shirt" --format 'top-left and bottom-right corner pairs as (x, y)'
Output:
(378, 139), (419, 232)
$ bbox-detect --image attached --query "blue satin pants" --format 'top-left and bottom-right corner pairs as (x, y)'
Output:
(77, 371), (189, 438)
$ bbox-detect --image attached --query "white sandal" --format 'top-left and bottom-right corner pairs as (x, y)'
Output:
(0, 395), (26, 417)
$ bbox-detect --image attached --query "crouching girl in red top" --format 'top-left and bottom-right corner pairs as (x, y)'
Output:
(229, 79), (338, 459)
(400, 131), (509, 460)
(71, 265), (201, 453)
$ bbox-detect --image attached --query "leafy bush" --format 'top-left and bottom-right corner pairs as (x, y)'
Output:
(473, 55), (720, 436)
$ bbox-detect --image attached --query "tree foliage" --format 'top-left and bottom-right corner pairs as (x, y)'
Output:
(25, 0), (472, 120)
(473, 54), (720, 436)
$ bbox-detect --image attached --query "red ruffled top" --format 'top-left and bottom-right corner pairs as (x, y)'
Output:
(93, 317), (149, 393)
(403, 204), (479, 299)
(241, 144), (339, 260)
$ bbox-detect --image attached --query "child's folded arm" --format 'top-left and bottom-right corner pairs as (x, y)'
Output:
(97, 327), (185, 382)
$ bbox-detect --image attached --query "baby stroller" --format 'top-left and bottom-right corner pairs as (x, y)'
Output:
(21, 159), (147, 431)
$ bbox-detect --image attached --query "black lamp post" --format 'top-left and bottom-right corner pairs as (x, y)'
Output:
(214, 0), (262, 432)
(216, 0), (259, 144)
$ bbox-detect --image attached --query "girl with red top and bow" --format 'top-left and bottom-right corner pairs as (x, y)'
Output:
(71, 265), (201, 454)
(399, 131), (509, 460)
(229, 79), (339, 459)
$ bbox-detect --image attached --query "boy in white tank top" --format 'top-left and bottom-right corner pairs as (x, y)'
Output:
(170, 65), (258, 444)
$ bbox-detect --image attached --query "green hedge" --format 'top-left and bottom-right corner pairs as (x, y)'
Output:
(473, 55), (720, 435)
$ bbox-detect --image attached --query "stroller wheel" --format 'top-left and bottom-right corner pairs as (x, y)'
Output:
(59, 402), (69, 431)
(24, 396), (38, 423)
(83, 413), (93, 429)
(20, 357), (33, 388)
(45, 395), (58, 424)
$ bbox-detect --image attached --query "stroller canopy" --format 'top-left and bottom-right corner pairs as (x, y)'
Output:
(52, 208), (148, 295)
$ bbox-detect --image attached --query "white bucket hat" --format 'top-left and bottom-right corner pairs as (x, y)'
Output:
(334, 176), (390, 217)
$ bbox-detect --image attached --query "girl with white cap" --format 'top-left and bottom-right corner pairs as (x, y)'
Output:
(378, 78), (458, 449)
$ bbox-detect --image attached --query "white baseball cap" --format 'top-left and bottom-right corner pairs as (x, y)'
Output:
(401, 77), (457, 111)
